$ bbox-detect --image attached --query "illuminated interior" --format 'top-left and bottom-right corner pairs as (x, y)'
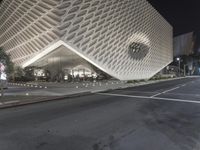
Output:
(29, 45), (100, 81)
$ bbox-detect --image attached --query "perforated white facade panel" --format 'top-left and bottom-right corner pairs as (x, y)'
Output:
(0, 0), (173, 80)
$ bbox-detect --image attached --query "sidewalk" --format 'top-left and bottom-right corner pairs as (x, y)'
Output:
(0, 77), (192, 109)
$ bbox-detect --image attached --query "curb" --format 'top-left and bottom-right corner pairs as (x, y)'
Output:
(0, 92), (92, 109)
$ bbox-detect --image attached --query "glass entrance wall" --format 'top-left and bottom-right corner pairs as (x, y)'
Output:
(29, 45), (102, 82)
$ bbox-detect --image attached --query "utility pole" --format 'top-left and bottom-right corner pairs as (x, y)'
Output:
(176, 57), (181, 77)
(184, 64), (187, 77)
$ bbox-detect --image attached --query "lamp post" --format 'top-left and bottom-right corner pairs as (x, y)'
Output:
(176, 57), (181, 77)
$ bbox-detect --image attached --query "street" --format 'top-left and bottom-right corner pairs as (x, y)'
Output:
(0, 77), (200, 150)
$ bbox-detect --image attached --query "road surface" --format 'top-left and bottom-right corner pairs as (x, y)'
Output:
(0, 77), (200, 150)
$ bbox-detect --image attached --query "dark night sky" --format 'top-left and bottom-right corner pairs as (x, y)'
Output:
(148, 0), (200, 53)
(148, 0), (200, 36)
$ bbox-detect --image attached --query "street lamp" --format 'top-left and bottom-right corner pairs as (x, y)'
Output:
(176, 57), (181, 77)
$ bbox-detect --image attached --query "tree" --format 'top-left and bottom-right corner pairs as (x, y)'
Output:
(0, 47), (14, 97)
(14, 66), (24, 77)
(0, 47), (14, 76)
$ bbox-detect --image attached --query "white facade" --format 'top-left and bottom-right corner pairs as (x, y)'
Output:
(0, 0), (173, 80)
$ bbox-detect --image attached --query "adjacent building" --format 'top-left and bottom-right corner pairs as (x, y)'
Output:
(0, 0), (173, 80)
(173, 32), (194, 57)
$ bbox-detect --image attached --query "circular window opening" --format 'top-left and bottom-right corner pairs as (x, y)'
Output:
(128, 42), (149, 60)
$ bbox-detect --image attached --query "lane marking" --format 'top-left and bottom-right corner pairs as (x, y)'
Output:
(117, 83), (188, 98)
(115, 90), (158, 94)
(97, 93), (200, 104)
(164, 92), (200, 97)
(150, 93), (163, 98)
(181, 84), (186, 87)
(3, 100), (19, 104)
(162, 86), (180, 94)
(151, 86), (180, 98)
(98, 93), (150, 99)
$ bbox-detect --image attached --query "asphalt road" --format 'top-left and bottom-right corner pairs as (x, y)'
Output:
(1, 77), (200, 150)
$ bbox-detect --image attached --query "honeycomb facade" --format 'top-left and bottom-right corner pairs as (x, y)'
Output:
(0, 0), (173, 80)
